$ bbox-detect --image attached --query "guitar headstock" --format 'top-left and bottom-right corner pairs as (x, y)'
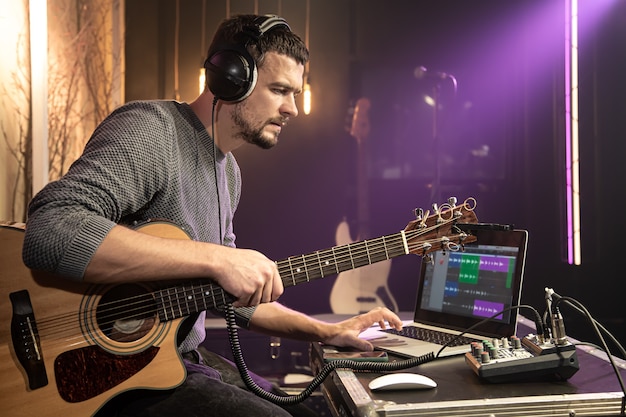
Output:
(403, 197), (478, 257)
(349, 97), (371, 145)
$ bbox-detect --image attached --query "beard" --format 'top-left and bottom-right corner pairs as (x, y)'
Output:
(231, 102), (282, 150)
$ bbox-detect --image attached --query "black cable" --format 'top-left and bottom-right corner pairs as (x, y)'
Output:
(551, 294), (626, 360)
(225, 304), (435, 405)
(211, 97), (223, 242)
(435, 304), (543, 358)
(554, 295), (626, 414)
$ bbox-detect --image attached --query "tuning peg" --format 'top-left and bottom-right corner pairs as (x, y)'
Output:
(432, 203), (444, 224)
(413, 207), (424, 220)
(447, 241), (461, 252)
(419, 209), (430, 228)
(452, 226), (469, 241)
(447, 197), (463, 217)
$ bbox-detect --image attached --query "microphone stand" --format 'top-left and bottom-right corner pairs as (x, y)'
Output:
(427, 75), (457, 204)
(430, 82), (442, 203)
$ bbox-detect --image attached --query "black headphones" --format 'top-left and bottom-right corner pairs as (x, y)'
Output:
(204, 15), (291, 102)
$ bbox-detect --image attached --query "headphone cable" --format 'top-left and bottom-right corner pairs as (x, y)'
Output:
(211, 96), (223, 243)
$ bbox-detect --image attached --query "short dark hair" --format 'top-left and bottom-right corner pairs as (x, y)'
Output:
(206, 14), (309, 68)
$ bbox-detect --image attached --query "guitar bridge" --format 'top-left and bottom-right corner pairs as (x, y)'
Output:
(10, 289), (48, 390)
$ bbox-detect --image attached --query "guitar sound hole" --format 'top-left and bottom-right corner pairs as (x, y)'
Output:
(96, 284), (157, 342)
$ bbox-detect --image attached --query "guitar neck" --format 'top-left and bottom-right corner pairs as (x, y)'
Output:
(154, 231), (408, 322)
(277, 230), (406, 288)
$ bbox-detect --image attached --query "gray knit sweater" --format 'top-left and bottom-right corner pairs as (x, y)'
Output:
(23, 100), (254, 352)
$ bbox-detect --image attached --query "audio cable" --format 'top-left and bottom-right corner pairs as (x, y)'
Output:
(224, 304), (435, 405)
(435, 304), (544, 358)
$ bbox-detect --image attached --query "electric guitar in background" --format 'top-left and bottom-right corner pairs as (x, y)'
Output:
(0, 201), (477, 416)
(330, 98), (398, 314)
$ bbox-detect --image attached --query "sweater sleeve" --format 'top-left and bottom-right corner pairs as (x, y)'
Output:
(23, 102), (176, 280)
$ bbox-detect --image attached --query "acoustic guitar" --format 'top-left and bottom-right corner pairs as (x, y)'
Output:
(0, 201), (477, 416)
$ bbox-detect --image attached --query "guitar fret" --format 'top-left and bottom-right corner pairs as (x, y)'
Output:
(157, 288), (173, 321)
(359, 241), (371, 266)
(170, 287), (181, 317)
(346, 243), (356, 270)
(165, 288), (176, 320)
(339, 244), (354, 272)
(180, 287), (188, 316)
(315, 251), (324, 276)
(219, 288), (228, 309)
(155, 293), (165, 321)
(293, 256), (306, 284)
(185, 284), (195, 315)
(197, 282), (208, 310)
(364, 239), (380, 263)
(208, 285), (218, 308)
(350, 241), (369, 269)
(363, 240), (372, 265)
(190, 283), (199, 312)
(300, 254), (310, 282)
(177, 285), (187, 317)
(330, 247), (340, 274)
(287, 257), (297, 286)
(382, 236), (390, 260)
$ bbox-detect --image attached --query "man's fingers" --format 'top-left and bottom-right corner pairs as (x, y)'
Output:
(271, 270), (284, 302)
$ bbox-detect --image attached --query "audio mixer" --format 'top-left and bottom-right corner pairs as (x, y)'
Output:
(465, 333), (580, 383)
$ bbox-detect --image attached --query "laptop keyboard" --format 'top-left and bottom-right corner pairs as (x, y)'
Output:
(382, 326), (479, 347)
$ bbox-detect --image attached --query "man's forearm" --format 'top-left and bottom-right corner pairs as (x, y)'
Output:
(84, 225), (217, 283)
(248, 302), (333, 342)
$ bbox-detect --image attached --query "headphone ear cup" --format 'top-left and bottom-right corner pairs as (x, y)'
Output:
(205, 15), (288, 102)
(205, 48), (258, 102)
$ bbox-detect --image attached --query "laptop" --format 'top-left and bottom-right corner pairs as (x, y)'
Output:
(361, 226), (528, 358)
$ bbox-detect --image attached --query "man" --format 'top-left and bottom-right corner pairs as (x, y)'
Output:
(23, 14), (402, 417)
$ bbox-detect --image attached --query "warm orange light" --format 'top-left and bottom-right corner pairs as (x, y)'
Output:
(198, 67), (206, 95)
(30, 0), (49, 193)
(303, 82), (311, 115)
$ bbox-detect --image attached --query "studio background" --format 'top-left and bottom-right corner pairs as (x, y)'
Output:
(1, 0), (624, 347)
(123, 0), (626, 345)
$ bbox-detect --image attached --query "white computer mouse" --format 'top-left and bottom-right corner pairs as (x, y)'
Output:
(368, 372), (437, 391)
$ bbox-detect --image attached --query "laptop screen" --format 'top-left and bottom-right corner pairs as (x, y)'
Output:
(414, 228), (528, 338)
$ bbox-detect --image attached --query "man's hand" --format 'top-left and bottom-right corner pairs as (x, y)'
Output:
(321, 307), (403, 351)
(212, 246), (284, 307)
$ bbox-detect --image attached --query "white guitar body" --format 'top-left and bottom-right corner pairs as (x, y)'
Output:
(329, 220), (398, 314)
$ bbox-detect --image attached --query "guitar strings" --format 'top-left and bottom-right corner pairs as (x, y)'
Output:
(30, 204), (475, 349)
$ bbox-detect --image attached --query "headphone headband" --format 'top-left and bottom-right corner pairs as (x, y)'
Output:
(256, 15), (290, 35)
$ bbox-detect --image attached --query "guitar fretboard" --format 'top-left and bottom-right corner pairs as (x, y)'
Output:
(153, 231), (408, 322)
(277, 231), (407, 286)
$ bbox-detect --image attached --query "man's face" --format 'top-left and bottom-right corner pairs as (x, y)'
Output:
(231, 52), (304, 149)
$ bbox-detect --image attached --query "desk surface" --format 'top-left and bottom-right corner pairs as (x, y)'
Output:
(310, 316), (626, 417)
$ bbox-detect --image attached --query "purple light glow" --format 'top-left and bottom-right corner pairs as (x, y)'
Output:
(565, 0), (574, 265)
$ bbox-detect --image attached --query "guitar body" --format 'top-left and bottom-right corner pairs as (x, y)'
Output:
(329, 220), (396, 314)
(0, 224), (186, 417)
